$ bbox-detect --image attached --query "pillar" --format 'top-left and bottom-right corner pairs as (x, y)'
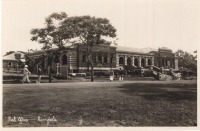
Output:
(132, 57), (134, 66)
(124, 55), (127, 65)
(175, 57), (178, 69)
(152, 57), (154, 66)
(145, 57), (148, 66)
(96, 53), (98, 63)
(59, 55), (62, 75)
(138, 57), (141, 67)
(107, 53), (110, 64)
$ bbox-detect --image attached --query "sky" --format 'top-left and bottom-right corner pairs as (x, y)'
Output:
(2, 0), (200, 55)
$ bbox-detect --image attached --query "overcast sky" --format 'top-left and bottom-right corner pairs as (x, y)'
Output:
(2, 0), (200, 55)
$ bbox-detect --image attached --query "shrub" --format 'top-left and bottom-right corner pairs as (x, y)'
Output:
(94, 71), (110, 77)
(52, 74), (68, 79)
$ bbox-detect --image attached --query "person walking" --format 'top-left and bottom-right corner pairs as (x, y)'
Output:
(109, 69), (114, 82)
(36, 66), (42, 83)
(22, 65), (31, 84)
(119, 68), (124, 82)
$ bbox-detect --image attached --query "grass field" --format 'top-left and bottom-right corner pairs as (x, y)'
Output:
(3, 80), (197, 127)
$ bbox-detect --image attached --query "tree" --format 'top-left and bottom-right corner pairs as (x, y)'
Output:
(175, 49), (197, 73)
(30, 12), (117, 82)
(4, 51), (15, 56)
(14, 53), (21, 60)
(30, 12), (70, 82)
(60, 16), (117, 81)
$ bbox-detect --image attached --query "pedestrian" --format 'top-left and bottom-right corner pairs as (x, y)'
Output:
(36, 66), (42, 83)
(119, 68), (124, 82)
(109, 69), (114, 82)
(22, 65), (31, 84)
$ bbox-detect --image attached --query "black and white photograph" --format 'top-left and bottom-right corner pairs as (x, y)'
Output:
(1, 0), (199, 129)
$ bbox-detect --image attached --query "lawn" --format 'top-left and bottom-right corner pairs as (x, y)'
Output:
(3, 80), (197, 127)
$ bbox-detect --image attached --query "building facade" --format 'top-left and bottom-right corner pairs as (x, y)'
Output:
(26, 44), (178, 75)
(3, 52), (25, 73)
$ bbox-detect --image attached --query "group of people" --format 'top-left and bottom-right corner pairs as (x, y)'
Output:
(109, 68), (124, 82)
(22, 65), (42, 84)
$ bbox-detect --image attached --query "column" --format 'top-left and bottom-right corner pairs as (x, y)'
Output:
(59, 55), (62, 75)
(124, 55), (127, 65)
(145, 57), (148, 66)
(138, 57), (141, 67)
(132, 57), (134, 66)
(70, 55), (72, 73)
(102, 52), (104, 63)
(152, 57), (154, 66)
(96, 53), (98, 63)
(107, 53), (110, 64)
(175, 57), (178, 69)
(170, 58), (173, 68)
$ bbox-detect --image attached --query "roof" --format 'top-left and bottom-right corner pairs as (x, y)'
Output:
(3, 52), (25, 61)
(3, 53), (18, 61)
(159, 47), (172, 52)
(116, 46), (157, 54)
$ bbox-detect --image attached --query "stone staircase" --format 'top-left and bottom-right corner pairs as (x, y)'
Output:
(150, 66), (173, 81)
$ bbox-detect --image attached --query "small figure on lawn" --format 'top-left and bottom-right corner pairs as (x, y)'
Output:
(22, 65), (31, 84)
(109, 69), (114, 82)
(36, 66), (42, 83)
(119, 68), (124, 82)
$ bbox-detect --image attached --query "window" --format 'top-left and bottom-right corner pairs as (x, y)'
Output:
(98, 56), (102, 63)
(134, 58), (138, 67)
(119, 57), (124, 65)
(82, 51), (87, 63)
(62, 54), (68, 65)
(82, 55), (86, 63)
(148, 59), (152, 65)
(104, 57), (107, 63)
(141, 58), (145, 67)
(127, 57), (132, 65)
(8, 62), (12, 66)
(110, 57), (113, 63)
(110, 54), (114, 64)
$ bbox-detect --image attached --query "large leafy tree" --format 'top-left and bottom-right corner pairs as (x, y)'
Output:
(4, 51), (15, 56)
(175, 49), (197, 72)
(60, 16), (116, 81)
(30, 12), (69, 82)
(30, 12), (116, 82)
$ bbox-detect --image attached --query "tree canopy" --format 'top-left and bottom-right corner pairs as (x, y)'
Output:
(175, 49), (197, 72)
(31, 12), (116, 50)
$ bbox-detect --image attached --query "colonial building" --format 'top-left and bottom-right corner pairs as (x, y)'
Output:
(116, 46), (178, 69)
(26, 44), (178, 75)
(3, 51), (25, 73)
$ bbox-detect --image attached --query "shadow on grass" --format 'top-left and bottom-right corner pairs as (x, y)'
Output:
(118, 83), (197, 101)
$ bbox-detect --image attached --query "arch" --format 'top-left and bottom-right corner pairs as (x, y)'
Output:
(62, 54), (68, 65)
(127, 57), (132, 65)
(148, 58), (152, 65)
(141, 58), (145, 67)
(134, 57), (139, 67)
(119, 56), (124, 65)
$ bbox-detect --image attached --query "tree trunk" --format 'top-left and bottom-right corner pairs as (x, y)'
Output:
(88, 56), (94, 82)
(48, 64), (52, 82)
(48, 56), (52, 83)
(90, 63), (94, 82)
